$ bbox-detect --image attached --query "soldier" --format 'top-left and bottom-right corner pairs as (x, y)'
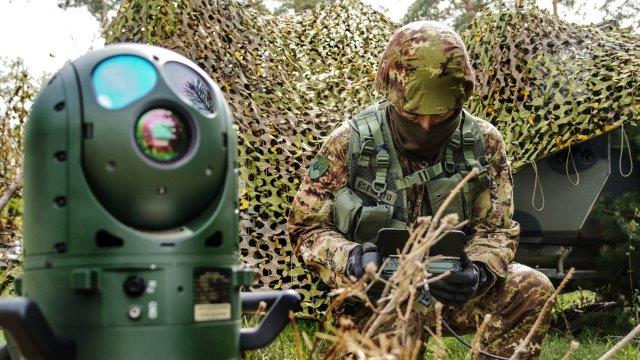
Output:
(287, 21), (554, 359)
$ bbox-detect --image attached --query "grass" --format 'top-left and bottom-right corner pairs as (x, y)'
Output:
(244, 318), (640, 360)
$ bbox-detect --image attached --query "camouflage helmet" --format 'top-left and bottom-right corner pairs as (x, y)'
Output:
(375, 21), (475, 115)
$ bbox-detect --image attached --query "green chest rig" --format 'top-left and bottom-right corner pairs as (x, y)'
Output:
(332, 101), (492, 244)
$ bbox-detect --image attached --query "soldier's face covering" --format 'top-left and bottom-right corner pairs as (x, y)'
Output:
(388, 106), (461, 162)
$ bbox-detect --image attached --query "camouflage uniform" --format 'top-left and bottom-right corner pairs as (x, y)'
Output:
(287, 21), (554, 359)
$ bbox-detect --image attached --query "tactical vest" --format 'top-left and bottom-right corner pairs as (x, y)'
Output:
(332, 101), (492, 244)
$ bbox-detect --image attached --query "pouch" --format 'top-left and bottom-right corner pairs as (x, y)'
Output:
(333, 188), (364, 235)
(426, 174), (464, 220)
(353, 204), (393, 243)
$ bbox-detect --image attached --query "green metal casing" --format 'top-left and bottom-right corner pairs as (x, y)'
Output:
(20, 44), (251, 359)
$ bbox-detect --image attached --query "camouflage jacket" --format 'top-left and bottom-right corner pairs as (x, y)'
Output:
(287, 111), (520, 288)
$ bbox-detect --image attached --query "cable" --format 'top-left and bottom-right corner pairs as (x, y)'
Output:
(565, 142), (580, 186)
(440, 316), (509, 360)
(422, 290), (510, 360)
(530, 160), (545, 212)
(619, 123), (633, 177)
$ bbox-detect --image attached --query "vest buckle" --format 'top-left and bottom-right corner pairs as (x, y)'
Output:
(361, 137), (374, 155)
(372, 179), (387, 196)
(462, 132), (475, 147)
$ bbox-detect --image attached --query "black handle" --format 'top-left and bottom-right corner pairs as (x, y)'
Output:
(0, 297), (74, 360)
(240, 290), (302, 351)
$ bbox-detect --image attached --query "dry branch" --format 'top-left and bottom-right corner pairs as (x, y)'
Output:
(561, 340), (580, 360)
(0, 170), (22, 214)
(471, 314), (492, 359)
(598, 322), (640, 360)
(289, 310), (304, 360)
(509, 267), (575, 360)
(321, 169), (479, 359)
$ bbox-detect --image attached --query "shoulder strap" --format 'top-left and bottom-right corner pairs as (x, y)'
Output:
(351, 104), (390, 196)
(395, 163), (444, 190)
(352, 104), (379, 167)
(461, 111), (481, 170)
(460, 111), (492, 187)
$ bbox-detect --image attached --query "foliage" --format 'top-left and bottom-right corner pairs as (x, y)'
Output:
(274, 0), (322, 14)
(403, 0), (498, 31)
(0, 58), (37, 260)
(404, 0), (640, 32)
(244, 318), (640, 359)
(241, 0), (270, 13)
(57, 0), (123, 29)
(594, 192), (640, 249)
(598, 0), (640, 30)
(556, 0), (640, 31)
(592, 122), (640, 293)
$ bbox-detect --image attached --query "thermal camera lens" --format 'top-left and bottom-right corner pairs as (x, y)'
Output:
(163, 61), (216, 116)
(92, 55), (157, 110)
(135, 108), (189, 163)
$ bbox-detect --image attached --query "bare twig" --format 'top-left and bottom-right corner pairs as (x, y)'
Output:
(321, 167), (480, 359)
(471, 314), (492, 359)
(434, 302), (446, 360)
(598, 322), (640, 360)
(561, 340), (580, 360)
(510, 268), (575, 360)
(409, 339), (422, 360)
(0, 170), (22, 214)
(288, 310), (304, 360)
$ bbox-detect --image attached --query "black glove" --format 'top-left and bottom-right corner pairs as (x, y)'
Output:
(429, 255), (490, 306)
(345, 242), (381, 279)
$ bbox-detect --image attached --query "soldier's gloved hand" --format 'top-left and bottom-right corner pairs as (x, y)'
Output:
(429, 255), (490, 306)
(345, 242), (381, 280)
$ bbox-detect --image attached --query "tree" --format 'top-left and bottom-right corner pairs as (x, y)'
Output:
(274, 0), (322, 14)
(402, 0), (498, 31)
(242, 0), (270, 13)
(57, 0), (123, 30)
(0, 58), (38, 254)
(598, 0), (640, 30)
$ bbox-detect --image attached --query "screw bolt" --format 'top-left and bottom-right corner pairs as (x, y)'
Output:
(128, 306), (142, 320)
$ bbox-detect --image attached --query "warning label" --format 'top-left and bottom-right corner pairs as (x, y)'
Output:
(194, 303), (231, 322)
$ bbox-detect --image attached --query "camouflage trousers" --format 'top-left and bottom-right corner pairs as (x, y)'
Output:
(336, 263), (554, 359)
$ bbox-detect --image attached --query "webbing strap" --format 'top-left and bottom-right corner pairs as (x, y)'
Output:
(356, 117), (374, 166)
(395, 163), (444, 190)
(374, 150), (389, 193)
(445, 132), (461, 172)
(366, 115), (385, 147)
(461, 112), (481, 170)
(364, 115), (389, 194)
(463, 132), (481, 168)
(461, 167), (492, 189)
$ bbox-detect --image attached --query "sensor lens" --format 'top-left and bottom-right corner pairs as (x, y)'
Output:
(135, 108), (189, 162)
(163, 61), (216, 116)
(92, 55), (157, 110)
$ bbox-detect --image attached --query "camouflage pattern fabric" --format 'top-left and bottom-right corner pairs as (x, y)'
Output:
(107, 0), (634, 316)
(375, 21), (475, 115)
(288, 106), (520, 283)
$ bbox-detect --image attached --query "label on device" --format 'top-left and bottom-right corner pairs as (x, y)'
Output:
(193, 268), (231, 322)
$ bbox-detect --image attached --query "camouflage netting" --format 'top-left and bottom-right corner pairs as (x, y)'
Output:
(464, 5), (640, 169)
(107, 0), (639, 316)
(107, 0), (394, 316)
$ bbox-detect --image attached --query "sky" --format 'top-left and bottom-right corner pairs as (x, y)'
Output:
(0, 0), (608, 78)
